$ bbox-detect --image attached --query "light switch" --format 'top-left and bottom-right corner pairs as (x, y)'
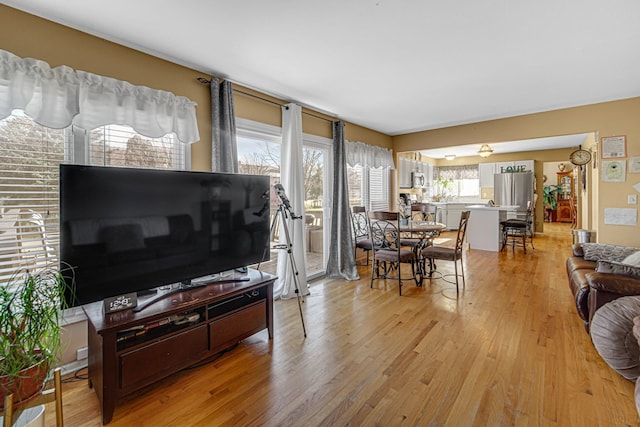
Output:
(629, 195), (638, 205)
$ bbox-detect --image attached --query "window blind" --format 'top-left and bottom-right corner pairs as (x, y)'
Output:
(88, 124), (184, 169)
(0, 113), (186, 285)
(347, 164), (389, 212)
(369, 167), (389, 211)
(0, 113), (66, 283)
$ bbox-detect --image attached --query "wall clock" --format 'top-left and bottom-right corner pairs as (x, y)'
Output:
(569, 148), (592, 166)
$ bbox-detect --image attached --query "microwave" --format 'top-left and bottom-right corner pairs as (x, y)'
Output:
(411, 172), (426, 189)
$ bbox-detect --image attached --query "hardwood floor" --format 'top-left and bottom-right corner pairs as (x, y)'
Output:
(45, 223), (639, 426)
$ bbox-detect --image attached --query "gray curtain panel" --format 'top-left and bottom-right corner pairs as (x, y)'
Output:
(326, 120), (359, 280)
(211, 78), (238, 173)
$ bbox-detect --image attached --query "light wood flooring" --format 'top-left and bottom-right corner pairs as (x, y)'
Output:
(44, 222), (639, 426)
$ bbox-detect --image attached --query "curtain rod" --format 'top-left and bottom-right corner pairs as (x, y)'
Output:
(197, 77), (336, 123)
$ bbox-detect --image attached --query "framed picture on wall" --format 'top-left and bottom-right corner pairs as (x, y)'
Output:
(601, 135), (627, 159)
(601, 159), (626, 182)
(629, 157), (640, 173)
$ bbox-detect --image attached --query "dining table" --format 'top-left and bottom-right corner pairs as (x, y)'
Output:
(399, 220), (446, 236)
(399, 220), (447, 283)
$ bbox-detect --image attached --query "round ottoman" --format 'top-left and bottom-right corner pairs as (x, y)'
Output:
(590, 295), (640, 381)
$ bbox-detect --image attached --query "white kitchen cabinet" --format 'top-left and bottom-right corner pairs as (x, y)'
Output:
(517, 160), (534, 172)
(399, 157), (412, 188)
(479, 163), (496, 188)
(445, 204), (465, 230)
(435, 203), (466, 230)
(495, 161), (514, 173)
(400, 159), (434, 190)
(495, 160), (534, 173)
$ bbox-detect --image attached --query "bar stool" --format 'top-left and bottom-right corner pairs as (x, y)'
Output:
(500, 202), (534, 253)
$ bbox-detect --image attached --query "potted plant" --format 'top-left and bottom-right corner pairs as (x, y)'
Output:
(0, 265), (73, 409)
(433, 177), (454, 202)
(543, 185), (562, 222)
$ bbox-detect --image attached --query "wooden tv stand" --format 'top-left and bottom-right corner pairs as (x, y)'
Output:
(82, 269), (275, 424)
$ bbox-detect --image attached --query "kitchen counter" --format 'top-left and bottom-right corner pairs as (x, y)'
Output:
(466, 204), (520, 211)
(466, 205), (521, 251)
(431, 201), (507, 230)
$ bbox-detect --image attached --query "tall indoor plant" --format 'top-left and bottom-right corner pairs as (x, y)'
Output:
(0, 265), (73, 409)
(543, 185), (562, 222)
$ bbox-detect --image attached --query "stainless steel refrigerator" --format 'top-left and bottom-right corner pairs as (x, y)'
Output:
(494, 172), (534, 215)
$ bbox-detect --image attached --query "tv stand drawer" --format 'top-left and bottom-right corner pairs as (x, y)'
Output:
(119, 325), (208, 390)
(209, 301), (267, 353)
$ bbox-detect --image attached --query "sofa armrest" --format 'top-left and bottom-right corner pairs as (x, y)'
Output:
(587, 272), (640, 296)
(587, 272), (640, 330)
(572, 244), (584, 257)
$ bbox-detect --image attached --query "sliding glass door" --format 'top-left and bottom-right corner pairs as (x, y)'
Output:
(302, 136), (332, 278)
(236, 120), (332, 279)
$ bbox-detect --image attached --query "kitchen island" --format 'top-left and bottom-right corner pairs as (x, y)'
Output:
(432, 200), (485, 230)
(466, 205), (520, 251)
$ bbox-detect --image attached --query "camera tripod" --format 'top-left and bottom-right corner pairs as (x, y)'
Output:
(260, 184), (307, 338)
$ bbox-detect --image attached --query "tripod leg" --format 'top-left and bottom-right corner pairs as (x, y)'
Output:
(257, 208), (282, 271)
(278, 208), (308, 338)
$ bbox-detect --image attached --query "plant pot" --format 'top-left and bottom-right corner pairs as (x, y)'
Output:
(0, 356), (49, 411)
(0, 404), (45, 427)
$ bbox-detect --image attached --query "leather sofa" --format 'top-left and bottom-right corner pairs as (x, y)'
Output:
(567, 243), (640, 332)
(568, 245), (640, 417)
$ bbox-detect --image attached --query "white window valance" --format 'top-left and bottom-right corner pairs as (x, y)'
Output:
(0, 49), (199, 144)
(346, 140), (395, 169)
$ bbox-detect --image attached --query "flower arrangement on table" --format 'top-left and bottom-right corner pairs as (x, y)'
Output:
(398, 198), (412, 224)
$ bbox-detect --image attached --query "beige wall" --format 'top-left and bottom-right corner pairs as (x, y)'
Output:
(393, 100), (640, 246)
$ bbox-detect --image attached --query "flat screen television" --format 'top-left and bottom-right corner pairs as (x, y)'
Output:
(60, 164), (271, 307)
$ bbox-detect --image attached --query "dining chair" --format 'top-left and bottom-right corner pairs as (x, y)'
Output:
(500, 201), (534, 253)
(421, 210), (470, 293)
(401, 203), (440, 247)
(400, 203), (427, 247)
(351, 206), (373, 265)
(423, 203), (438, 224)
(409, 203), (427, 221)
(369, 211), (420, 295)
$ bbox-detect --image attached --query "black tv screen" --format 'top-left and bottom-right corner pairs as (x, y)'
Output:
(60, 164), (271, 307)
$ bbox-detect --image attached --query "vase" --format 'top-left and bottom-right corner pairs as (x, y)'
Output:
(0, 404), (45, 427)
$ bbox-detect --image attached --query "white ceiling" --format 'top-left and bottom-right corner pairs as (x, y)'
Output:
(5, 1), (640, 137)
(419, 133), (591, 160)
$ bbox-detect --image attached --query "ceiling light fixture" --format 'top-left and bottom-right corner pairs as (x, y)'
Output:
(478, 144), (494, 157)
(444, 154), (456, 160)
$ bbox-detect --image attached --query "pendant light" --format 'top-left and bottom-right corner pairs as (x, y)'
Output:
(478, 144), (493, 157)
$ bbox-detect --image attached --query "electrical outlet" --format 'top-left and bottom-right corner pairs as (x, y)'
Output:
(629, 195), (637, 205)
(76, 346), (88, 361)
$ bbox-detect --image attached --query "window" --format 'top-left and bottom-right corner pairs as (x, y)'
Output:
(434, 164), (479, 199)
(0, 111), (187, 284)
(88, 124), (185, 169)
(0, 112), (66, 283)
(348, 164), (390, 211)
